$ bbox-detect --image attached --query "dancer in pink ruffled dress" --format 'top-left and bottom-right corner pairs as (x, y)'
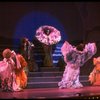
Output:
(0, 48), (22, 92)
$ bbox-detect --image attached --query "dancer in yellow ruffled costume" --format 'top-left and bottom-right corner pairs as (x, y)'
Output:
(89, 57), (100, 85)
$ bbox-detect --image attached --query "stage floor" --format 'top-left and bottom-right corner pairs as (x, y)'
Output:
(0, 86), (100, 99)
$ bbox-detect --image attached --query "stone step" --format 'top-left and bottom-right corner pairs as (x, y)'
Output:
(28, 71), (87, 77)
(28, 76), (89, 82)
(27, 80), (90, 89)
(39, 67), (60, 72)
(28, 71), (63, 77)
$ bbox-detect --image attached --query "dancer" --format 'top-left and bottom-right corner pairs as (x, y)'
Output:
(35, 25), (61, 67)
(0, 48), (22, 92)
(20, 37), (38, 72)
(11, 51), (28, 89)
(89, 57), (100, 85)
(58, 41), (97, 89)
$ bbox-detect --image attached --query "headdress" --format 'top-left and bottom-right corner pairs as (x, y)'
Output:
(35, 25), (61, 45)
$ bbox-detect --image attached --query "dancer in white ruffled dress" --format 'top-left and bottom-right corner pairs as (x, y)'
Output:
(58, 41), (97, 89)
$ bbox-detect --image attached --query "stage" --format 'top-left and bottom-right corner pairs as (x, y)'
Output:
(0, 86), (100, 99)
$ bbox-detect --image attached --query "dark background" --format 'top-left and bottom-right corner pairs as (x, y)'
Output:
(0, 2), (100, 74)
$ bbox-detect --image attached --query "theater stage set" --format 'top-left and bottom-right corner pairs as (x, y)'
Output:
(0, 2), (100, 99)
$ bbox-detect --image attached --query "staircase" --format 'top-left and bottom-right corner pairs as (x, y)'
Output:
(27, 67), (90, 89)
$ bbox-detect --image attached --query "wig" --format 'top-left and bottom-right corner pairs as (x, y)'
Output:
(2, 48), (12, 58)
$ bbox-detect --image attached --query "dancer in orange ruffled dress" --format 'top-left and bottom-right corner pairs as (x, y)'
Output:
(11, 51), (28, 89)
